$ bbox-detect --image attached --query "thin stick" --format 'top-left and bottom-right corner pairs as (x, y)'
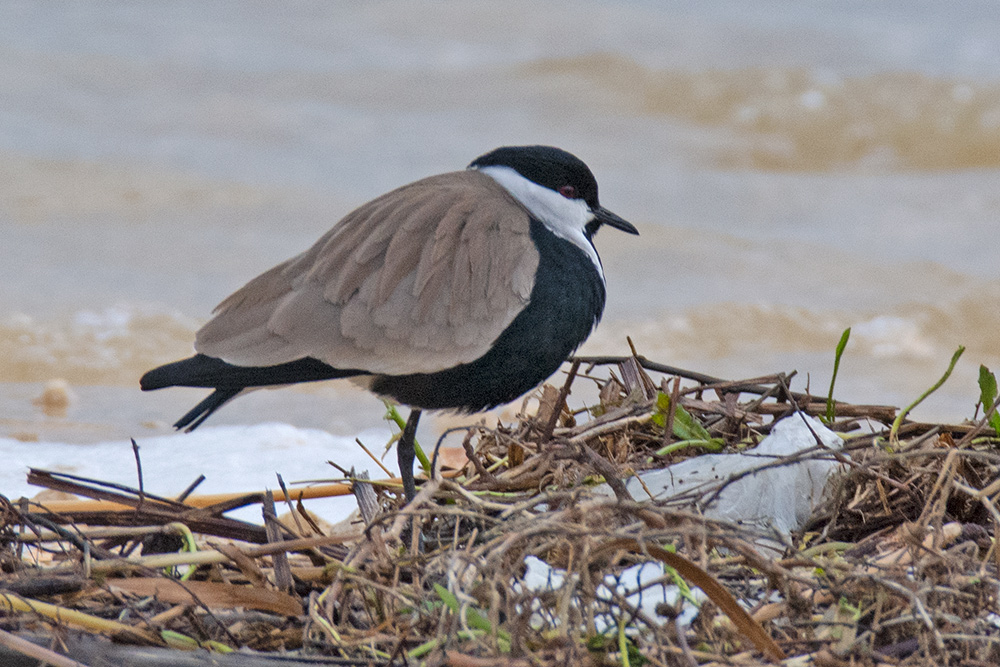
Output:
(276, 474), (305, 536)
(130, 438), (144, 512)
(355, 438), (394, 477)
(262, 491), (294, 593)
(175, 474), (206, 502)
(0, 627), (92, 667)
(572, 355), (724, 386)
(541, 359), (581, 443)
(955, 393), (1000, 449)
(0, 593), (159, 643)
(73, 534), (355, 574)
(29, 482), (357, 515)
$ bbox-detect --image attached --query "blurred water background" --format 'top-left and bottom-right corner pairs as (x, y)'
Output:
(3, 1), (999, 502)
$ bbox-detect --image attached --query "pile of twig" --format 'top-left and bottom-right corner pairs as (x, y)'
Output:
(2, 352), (1000, 667)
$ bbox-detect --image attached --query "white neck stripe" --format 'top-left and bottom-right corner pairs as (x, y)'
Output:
(476, 165), (605, 280)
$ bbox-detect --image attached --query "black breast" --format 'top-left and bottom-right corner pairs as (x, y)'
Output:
(371, 218), (607, 411)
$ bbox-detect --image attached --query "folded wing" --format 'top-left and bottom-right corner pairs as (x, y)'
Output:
(195, 170), (539, 375)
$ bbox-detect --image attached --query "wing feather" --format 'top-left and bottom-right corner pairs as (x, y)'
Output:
(195, 170), (539, 375)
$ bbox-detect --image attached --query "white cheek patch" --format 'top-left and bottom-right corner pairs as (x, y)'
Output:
(476, 165), (605, 280)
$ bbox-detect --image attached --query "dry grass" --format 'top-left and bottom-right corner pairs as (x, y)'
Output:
(2, 352), (1000, 666)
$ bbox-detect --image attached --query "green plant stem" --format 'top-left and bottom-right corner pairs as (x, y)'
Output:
(618, 616), (630, 667)
(383, 401), (430, 473)
(890, 346), (965, 442)
(655, 439), (722, 456)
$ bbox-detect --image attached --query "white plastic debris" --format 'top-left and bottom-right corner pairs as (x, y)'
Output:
(607, 413), (846, 537)
(522, 556), (706, 630)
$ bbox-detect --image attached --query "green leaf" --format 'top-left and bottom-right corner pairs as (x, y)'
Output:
(433, 582), (460, 613)
(650, 392), (669, 428)
(465, 608), (492, 634)
(979, 365), (1000, 437)
(653, 393), (723, 455)
(672, 404), (710, 441)
(657, 543), (700, 606)
(434, 582), (490, 632)
(161, 630), (200, 649)
(825, 328), (851, 423)
(433, 583), (511, 649)
(202, 641), (234, 654)
(407, 638), (439, 659)
(654, 392), (709, 440)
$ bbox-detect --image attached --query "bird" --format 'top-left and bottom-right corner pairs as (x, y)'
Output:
(141, 145), (638, 501)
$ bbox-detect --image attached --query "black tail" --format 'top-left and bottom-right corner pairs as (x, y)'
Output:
(141, 354), (365, 431)
(173, 387), (244, 431)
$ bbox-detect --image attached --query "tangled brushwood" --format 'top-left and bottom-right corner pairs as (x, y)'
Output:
(2, 352), (1000, 666)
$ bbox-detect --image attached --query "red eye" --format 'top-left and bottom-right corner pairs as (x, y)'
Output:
(558, 185), (577, 199)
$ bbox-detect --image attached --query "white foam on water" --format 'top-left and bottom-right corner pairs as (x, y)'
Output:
(1, 422), (396, 524)
(851, 315), (936, 359)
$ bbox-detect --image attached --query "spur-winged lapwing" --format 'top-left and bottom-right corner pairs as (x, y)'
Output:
(141, 145), (638, 500)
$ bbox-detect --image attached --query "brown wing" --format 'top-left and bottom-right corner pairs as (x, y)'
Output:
(195, 170), (539, 375)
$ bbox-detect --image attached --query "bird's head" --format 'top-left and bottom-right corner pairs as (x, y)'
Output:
(469, 145), (639, 241)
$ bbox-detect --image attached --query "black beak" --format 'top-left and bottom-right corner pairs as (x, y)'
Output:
(593, 207), (639, 235)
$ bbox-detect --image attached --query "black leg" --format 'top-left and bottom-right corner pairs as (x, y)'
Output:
(398, 409), (422, 501)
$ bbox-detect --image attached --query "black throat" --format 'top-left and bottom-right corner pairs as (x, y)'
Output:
(371, 218), (607, 411)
